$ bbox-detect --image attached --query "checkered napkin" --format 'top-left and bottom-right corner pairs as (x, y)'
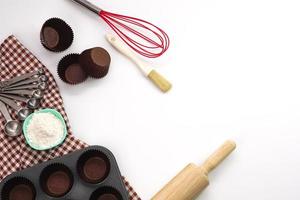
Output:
(0, 35), (140, 200)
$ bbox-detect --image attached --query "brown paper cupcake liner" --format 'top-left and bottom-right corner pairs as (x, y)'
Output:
(90, 186), (123, 200)
(79, 47), (111, 79)
(39, 163), (74, 198)
(1, 177), (36, 200)
(58, 53), (88, 85)
(77, 149), (111, 184)
(40, 18), (74, 52)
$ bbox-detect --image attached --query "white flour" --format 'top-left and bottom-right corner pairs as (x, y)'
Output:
(26, 112), (64, 149)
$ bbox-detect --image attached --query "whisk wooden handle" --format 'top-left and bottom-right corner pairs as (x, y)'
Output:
(148, 70), (172, 93)
(106, 34), (150, 74)
(106, 34), (172, 92)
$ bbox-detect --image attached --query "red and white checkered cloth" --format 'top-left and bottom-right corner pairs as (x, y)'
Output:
(0, 35), (140, 200)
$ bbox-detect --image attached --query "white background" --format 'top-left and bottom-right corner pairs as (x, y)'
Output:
(1, 0), (300, 199)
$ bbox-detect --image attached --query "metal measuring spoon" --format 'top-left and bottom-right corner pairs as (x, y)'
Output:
(0, 96), (32, 121)
(3, 82), (47, 91)
(0, 101), (22, 137)
(5, 75), (48, 89)
(2, 89), (44, 99)
(0, 94), (41, 109)
(0, 68), (44, 88)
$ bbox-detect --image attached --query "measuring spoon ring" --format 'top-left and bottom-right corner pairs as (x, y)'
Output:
(0, 96), (32, 121)
(0, 101), (22, 137)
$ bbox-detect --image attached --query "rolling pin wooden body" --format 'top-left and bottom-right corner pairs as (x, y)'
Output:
(152, 140), (236, 200)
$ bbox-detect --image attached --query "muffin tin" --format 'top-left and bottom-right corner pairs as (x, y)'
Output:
(0, 146), (129, 200)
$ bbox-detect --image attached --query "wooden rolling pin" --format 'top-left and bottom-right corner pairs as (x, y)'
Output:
(152, 140), (236, 200)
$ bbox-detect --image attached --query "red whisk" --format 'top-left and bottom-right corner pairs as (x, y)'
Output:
(72, 0), (170, 58)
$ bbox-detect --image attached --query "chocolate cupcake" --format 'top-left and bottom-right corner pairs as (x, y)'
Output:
(79, 47), (111, 79)
(58, 54), (88, 84)
(1, 177), (36, 200)
(41, 18), (74, 52)
(40, 164), (73, 197)
(90, 186), (122, 200)
(77, 150), (110, 184)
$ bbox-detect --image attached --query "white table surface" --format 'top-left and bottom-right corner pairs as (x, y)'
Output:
(1, 0), (300, 199)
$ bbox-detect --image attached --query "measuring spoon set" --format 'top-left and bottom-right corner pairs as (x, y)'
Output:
(0, 68), (48, 137)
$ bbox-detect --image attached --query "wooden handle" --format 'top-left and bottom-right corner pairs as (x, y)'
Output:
(106, 33), (172, 92)
(151, 140), (236, 200)
(148, 70), (172, 93)
(106, 33), (152, 75)
(201, 140), (236, 174)
(151, 164), (209, 200)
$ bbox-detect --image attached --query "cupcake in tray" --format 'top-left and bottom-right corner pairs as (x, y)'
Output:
(90, 186), (123, 200)
(0, 146), (129, 200)
(40, 163), (74, 197)
(77, 149), (111, 184)
(1, 177), (36, 200)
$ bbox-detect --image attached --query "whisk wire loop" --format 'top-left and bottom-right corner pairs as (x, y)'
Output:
(99, 10), (170, 58)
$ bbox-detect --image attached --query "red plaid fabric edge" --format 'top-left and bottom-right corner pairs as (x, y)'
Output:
(0, 35), (140, 200)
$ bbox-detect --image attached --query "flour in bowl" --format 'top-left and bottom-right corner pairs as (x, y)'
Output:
(26, 112), (64, 149)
